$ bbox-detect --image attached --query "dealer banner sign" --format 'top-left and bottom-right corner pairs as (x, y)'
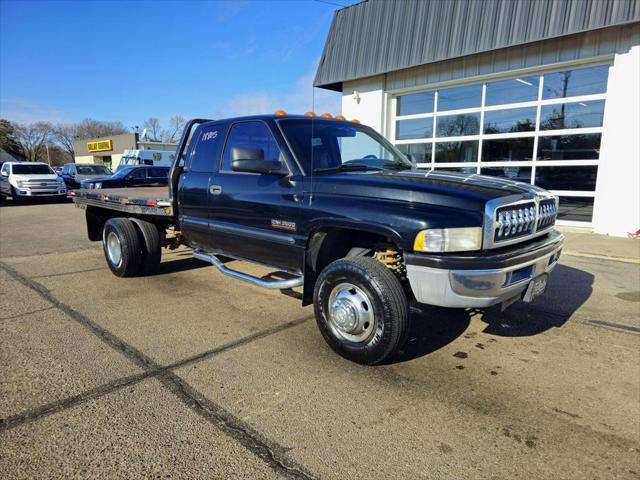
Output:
(87, 139), (113, 152)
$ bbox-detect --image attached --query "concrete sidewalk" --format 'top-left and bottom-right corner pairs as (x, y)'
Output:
(559, 227), (640, 263)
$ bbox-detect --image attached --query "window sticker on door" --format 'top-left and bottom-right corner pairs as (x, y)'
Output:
(202, 131), (218, 141)
(271, 219), (296, 232)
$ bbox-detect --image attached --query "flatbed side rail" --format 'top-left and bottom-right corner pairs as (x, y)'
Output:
(72, 190), (174, 217)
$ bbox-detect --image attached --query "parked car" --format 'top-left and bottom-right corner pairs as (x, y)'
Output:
(0, 161), (66, 201)
(72, 115), (563, 365)
(116, 149), (176, 171)
(80, 165), (170, 189)
(59, 163), (113, 189)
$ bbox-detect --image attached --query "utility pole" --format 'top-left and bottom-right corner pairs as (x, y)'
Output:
(46, 144), (51, 165)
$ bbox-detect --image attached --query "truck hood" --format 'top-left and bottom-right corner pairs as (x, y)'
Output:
(311, 169), (542, 211)
(12, 174), (59, 182)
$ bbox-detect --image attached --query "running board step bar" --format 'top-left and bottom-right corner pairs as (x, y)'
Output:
(192, 251), (303, 290)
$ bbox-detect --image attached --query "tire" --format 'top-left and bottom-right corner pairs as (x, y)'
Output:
(131, 219), (161, 275)
(314, 256), (408, 365)
(10, 186), (22, 203)
(102, 218), (142, 277)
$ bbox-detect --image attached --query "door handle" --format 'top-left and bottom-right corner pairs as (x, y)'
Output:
(209, 184), (223, 195)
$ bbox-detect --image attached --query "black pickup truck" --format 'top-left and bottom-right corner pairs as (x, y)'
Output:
(72, 115), (563, 364)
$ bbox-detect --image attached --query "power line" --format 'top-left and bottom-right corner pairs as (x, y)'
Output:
(313, 0), (349, 8)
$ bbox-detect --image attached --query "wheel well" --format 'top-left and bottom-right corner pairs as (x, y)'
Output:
(86, 206), (113, 241)
(85, 207), (169, 243)
(302, 227), (402, 306)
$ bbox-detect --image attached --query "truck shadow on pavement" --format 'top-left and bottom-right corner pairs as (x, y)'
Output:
(391, 263), (594, 364)
(152, 256), (210, 275)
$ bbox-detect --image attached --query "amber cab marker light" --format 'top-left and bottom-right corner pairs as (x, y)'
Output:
(351, 119), (361, 124)
(304, 111), (316, 116)
(274, 110), (287, 116)
(321, 113), (333, 118)
(335, 115), (346, 120)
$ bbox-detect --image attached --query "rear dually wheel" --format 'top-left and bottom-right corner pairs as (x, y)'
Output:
(102, 218), (142, 277)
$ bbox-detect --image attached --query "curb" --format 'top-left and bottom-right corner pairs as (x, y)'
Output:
(563, 251), (640, 265)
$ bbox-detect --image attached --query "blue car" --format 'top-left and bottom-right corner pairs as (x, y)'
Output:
(80, 165), (170, 189)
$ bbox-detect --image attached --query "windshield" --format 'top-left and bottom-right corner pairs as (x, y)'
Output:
(278, 119), (412, 174)
(118, 156), (140, 169)
(111, 166), (135, 178)
(76, 165), (112, 175)
(12, 164), (54, 175)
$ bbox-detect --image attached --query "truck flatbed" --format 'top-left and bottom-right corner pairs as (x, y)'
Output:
(72, 186), (174, 217)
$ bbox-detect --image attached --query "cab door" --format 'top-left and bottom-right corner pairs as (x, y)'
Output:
(177, 122), (228, 249)
(124, 168), (147, 187)
(206, 120), (305, 273)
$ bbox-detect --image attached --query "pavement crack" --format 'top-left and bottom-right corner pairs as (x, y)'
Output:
(29, 266), (106, 280)
(0, 306), (56, 321)
(582, 319), (640, 334)
(0, 260), (315, 479)
(0, 372), (150, 432)
(157, 371), (316, 480)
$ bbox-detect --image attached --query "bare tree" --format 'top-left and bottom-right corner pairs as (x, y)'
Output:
(52, 123), (79, 162)
(143, 117), (162, 141)
(162, 115), (185, 143)
(13, 122), (53, 162)
(76, 118), (128, 139)
(0, 119), (23, 158)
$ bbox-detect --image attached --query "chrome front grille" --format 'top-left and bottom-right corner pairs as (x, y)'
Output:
(537, 199), (558, 230)
(22, 180), (59, 189)
(494, 202), (536, 242)
(484, 193), (559, 249)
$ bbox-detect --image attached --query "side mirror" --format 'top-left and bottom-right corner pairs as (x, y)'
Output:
(1, 171), (8, 177)
(231, 147), (288, 176)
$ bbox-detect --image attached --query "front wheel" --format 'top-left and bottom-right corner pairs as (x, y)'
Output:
(314, 256), (408, 365)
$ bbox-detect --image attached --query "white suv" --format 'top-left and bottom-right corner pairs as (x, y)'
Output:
(0, 162), (67, 200)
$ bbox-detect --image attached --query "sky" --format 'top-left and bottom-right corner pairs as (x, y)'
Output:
(0, 0), (358, 128)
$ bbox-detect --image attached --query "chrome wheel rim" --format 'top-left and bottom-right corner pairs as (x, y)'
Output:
(105, 231), (122, 267)
(327, 282), (375, 343)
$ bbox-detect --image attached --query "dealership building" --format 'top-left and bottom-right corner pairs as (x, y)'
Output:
(74, 133), (177, 170)
(315, 0), (640, 236)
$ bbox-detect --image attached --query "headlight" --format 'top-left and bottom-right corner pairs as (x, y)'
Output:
(57, 177), (64, 183)
(413, 227), (482, 252)
(15, 180), (25, 188)
(94, 183), (102, 189)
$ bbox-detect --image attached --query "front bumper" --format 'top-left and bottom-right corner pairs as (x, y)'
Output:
(14, 186), (66, 196)
(405, 230), (564, 308)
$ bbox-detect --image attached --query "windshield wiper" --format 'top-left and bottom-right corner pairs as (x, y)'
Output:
(382, 162), (411, 170)
(313, 164), (383, 175)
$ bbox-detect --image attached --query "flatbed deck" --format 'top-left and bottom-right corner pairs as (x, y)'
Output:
(72, 186), (174, 217)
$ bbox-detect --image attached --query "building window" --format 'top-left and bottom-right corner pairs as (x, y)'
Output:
(396, 91), (435, 116)
(435, 141), (479, 163)
(539, 100), (605, 130)
(396, 117), (433, 140)
(391, 62), (610, 224)
(483, 107), (536, 134)
(436, 113), (481, 137)
(485, 75), (539, 105)
(437, 84), (482, 111)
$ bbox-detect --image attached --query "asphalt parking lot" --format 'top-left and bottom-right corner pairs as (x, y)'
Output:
(1, 200), (639, 479)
